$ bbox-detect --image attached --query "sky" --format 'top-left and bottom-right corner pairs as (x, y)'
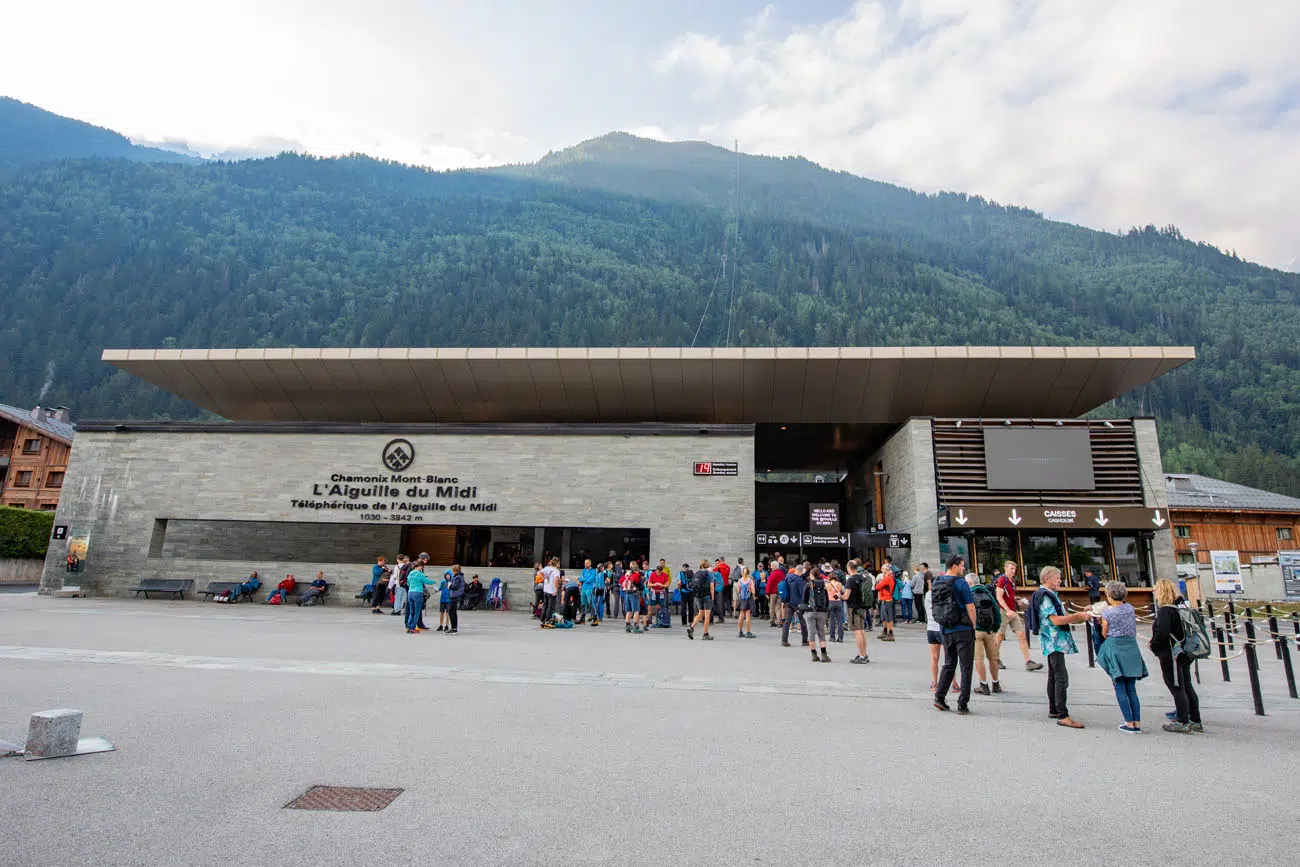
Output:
(4, 0), (1299, 270)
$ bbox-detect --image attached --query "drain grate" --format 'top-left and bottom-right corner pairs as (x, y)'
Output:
(284, 786), (403, 812)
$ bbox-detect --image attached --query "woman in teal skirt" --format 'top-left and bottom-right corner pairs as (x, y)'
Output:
(1095, 581), (1149, 733)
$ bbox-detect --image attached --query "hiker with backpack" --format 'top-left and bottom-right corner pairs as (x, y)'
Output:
(1028, 565), (1093, 729)
(767, 559), (786, 628)
(1095, 581), (1148, 734)
(781, 566), (810, 648)
(931, 555), (978, 713)
(687, 559), (715, 640)
(802, 565), (833, 662)
(826, 568), (847, 643)
(843, 559), (872, 664)
(735, 567), (757, 638)
(970, 575), (1003, 696)
(1150, 578), (1205, 733)
(874, 559), (897, 641)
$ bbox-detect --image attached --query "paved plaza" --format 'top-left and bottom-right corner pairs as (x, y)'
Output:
(3, 592), (1298, 866)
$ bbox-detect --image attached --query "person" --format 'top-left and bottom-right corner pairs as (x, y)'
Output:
(1032, 565), (1092, 728)
(1085, 568), (1102, 605)
(539, 557), (561, 629)
(910, 568), (925, 621)
(932, 555), (977, 714)
(445, 565), (465, 633)
(236, 570), (261, 602)
(436, 571), (452, 631)
(874, 559), (896, 641)
(735, 567), (756, 638)
(1096, 581), (1148, 733)
(533, 563), (545, 619)
(1150, 578), (1203, 733)
(676, 563), (696, 627)
(687, 559), (714, 640)
(711, 561), (726, 624)
(562, 565), (581, 625)
(369, 556), (391, 614)
(843, 560), (871, 664)
(404, 561), (430, 634)
(803, 566), (832, 662)
(622, 563), (644, 633)
(754, 561), (769, 621)
(767, 560), (786, 628)
(994, 561), (1043, 671)
(297, 572), (328, 606)
(463, 575), (484, 610)
(716, 557), (732, 616)
(580, 558), (601, 626)
(595, 562), (611, 623)
(826, 568), (846, 643)
(898, 567), (915, 622)
(970, 574), (1003, 696)
(265, 574), (295, 604)
(648, 559), (671, 628)
(390, 555), (410, 616)
(781, 566), (809, 648)
(923, 570), (942, 690)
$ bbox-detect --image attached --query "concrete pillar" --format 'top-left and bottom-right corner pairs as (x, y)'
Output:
(26, 709), (82, 758)
(1134, 418), (1175, 581)
(532, 528), (545, 566)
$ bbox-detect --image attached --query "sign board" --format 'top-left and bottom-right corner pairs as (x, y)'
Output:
(871, 522), (886, 533)
(800, 532), (849, 547)
(937, 505), (1169, 531)
(854, 532), (912, 549)
(755, 531), (800, 548)
(694, 461), (739, 477)
(983, 428), (1095, 491)
(1210, 550), (1243, 594)
(52, 524), (68, 540)
(809, 503), (840, 531)
(1281, 551), (1300, 599)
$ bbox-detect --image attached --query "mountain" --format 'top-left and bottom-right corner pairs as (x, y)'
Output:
(0, 97), (197, 174)
(0, 123), (1298, 495)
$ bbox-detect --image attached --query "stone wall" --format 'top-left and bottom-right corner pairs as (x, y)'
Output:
(1134, 417), (1177, 581)
(0, 557), (44, 583)
(868, 419), (937, 570)
(41, 426), (755, 603)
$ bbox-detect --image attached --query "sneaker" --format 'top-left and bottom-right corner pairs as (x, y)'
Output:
(448, 629), (458, 635)
(435, 626), (444, 632)
(781, 641), (791, 647)
(992, 682), (1002, 694)
(687, 626), (695, 640)
(702, 634), (714, 641)
(1162, 722), (1192, 734)
(820, 650), (831, 663)
(1026, 660), (1044, 671)
(406, 629), (416, 634)
(1189, 722), (1205, 733)
(976, 683), (991, 696)
(851, 656), (868, 664)
(739, 632), (745, 639)
(957, 706), (971, 715)
(951, 682), (961, 694)
(626, 624), (632, 633)
(633, 626), (642, 634)
(933, 700), (950, 712)
(1164, 710), (1179, 720)
(1118, 724), (1141, 734)
(997, 660), (1007, 670)
(745, 632), (756, 638)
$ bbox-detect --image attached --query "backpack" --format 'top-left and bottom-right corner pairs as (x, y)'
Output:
(809, 579), (829, 612)
(971, 584), (1001, 632)
(692, 570), (711, 596)
(1174, 606), (1213, 660)
(930, 576), (968, 629)
(777, 579), (789, 602)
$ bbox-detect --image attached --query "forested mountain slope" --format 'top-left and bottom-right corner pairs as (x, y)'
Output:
(0, 97), (196, 174)
(0, 137), (1297, 494)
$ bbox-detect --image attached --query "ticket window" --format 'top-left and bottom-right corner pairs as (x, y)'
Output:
(973, 533), (1016, 583)
(1067, 532), (1113, 588)
(1021, 533), (1064, 586)
(1112, 533), (1152, 587)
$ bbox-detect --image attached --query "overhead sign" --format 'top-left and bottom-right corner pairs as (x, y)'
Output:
(937, 505), (1170, 531)
(52, 524), (68, 540)
(855, 532), (912, 549)
(1281, 551), (1300, 599)
(809, 503), (840, 531)
(1211, 550), (1243, 594)
(755, 531), (800, 547)
(694, 461), (739, 477)
(800, 532), (850, 547)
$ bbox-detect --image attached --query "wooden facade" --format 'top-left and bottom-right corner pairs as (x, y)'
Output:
(1171, 508), (1300, 563)
(0, 411), (73, 511)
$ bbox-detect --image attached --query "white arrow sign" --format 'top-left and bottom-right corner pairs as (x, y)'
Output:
(1008, 509), (1022, 526)
(954, 509), (969, 526)
(1152, 510), (1166, 527)
(1095, 509), (1109, 527)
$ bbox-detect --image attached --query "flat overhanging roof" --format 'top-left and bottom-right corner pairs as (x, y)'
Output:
(102, 346), (1195, 424)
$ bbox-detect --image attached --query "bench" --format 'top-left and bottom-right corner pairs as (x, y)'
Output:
(288, 582), (331, 606)
(356, 584), (388, 605)
(202, 581), (252, 602)
(129, 578), (193, 600)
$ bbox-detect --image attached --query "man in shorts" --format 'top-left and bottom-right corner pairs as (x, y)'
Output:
(843, 559), (871, 664)
(995, 561), (1043, 671)
(873, 559), (896, 642)
(648, 558), (671, 628)
(687, 559), (714, 640)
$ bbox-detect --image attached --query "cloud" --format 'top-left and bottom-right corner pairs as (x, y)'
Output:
(658, 0), (1300, 270)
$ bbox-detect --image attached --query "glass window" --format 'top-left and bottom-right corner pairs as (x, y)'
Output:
(22, 439), (40, 455)
(1174, 525), (1192, 538)
(1066, 532), (1113, 587)
(973, 533), (1016, 584)
(1021, 533), (1064, 586)
(1279, 528), (1294, 541)
(14, 470), (33, 487)
(1111, 534), (1151, 587)
(1176, 552), (1195, 565)
(938, 534), (970, 572)
(46, 471), (64, 488)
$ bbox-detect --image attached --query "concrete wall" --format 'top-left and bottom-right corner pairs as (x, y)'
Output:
(41, 427), (755, 603)
(0, 557), (44, 583)
(1134, 418), (1177, 581)
(868, 418), (937, 570)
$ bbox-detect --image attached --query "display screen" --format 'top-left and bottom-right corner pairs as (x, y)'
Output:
(809, 503), (840, 530)
(983, 428), (1095, 491)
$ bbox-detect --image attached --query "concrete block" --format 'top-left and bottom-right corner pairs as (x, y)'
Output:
(26, 709), (83, 758)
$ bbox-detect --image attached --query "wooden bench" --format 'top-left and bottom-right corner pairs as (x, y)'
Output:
(202, 581), (252, 602)
(129, 578), (193, 599)
(288, 582), (331, 606)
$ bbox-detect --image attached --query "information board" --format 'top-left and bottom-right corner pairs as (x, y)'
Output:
(1211, 550), (1243, 594)
(1280, 551), (1300, 599)
(809, 503), (840, 531)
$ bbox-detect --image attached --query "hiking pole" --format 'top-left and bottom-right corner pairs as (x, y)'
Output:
(1243, 610), (1265, 716)
(1215, 624), (1230, 683)
(1268, 606), (1283, 660)
(1084, 620), (1095, 668)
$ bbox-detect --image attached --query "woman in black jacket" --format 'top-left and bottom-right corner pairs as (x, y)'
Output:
(1149, 578), (1203, 733)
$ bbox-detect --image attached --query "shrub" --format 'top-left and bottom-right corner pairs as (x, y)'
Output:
(0, 506), (56, 558)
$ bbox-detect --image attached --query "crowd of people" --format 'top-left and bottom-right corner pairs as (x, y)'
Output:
(361, 554), (493, 634)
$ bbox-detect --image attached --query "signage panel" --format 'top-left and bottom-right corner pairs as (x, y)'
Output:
(756, 531), (800, 547)
(809, 503), (840, 531)
(984, 428), (1095, 491)
(937, 505), (1169, 531)
(1211, 550), (1243, 594)
(854, 532), (912, 549)
(800, 532), (850, 547)
(695, 461), (739, 477)
(1280, 551), (1300, 599)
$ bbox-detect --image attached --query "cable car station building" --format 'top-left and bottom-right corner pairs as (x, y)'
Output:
(41, 346), (1194, 606)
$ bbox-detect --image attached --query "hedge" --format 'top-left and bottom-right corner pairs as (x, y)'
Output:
(0, 506), (56, 558)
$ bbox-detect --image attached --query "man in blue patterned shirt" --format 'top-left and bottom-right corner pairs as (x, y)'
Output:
(1037, 565), (1093, 729)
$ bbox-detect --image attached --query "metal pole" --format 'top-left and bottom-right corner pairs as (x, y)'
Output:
(1270, 611), (1283, 660)
(1280, 625), (1297, 699)
(1243, 611), (1265, 716)
(1225, 600), (1235, 649)
(1085, 619), (1095, 668)
(1215, 624), (1230, 682)
(1293, 612), (1300, 654)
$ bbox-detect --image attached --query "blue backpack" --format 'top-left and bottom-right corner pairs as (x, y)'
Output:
(777, 579), (789, 602)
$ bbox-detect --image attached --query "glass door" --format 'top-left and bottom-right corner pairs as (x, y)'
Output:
(1066, 532), (1113, 587)
(973, 532), (1017, 584)
(1021, 532), (1064, 586)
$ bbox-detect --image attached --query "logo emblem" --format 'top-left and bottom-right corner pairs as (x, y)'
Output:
(382, 439), (415, 472)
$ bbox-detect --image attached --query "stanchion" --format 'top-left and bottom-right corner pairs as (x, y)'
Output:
(1292, 612), (1299, 653)
(1269, 609), (1283, 660)
(1280, 625), (1298, 699)
(1215, 625), (1230, 682)
(1226, 601), (1235, 649)
(1085, 620), (1095, 668)
(1243, 610), (1266, 716)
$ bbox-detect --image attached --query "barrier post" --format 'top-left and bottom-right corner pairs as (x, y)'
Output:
(1280, 625), (1298, 699)
(1243, 611), (1265, 716)
(1292, 612), (1299, 653)
(1085, 619), (1095, 668)
(1215, 625), (1230, 682)
(1225, 601), (1235, 649)
(1269, 610), (1283, 660)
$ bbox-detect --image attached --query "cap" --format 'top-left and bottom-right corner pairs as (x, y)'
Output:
(945, 553), (965, 569)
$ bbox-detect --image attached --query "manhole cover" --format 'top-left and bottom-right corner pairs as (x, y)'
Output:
(284, 786), (403, 812)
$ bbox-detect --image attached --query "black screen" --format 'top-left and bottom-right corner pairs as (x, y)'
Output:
(983, 428), (1095, 491)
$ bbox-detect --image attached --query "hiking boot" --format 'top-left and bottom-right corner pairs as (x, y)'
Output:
(992, 682), (1003, 694)
(820, 649), (831, 663)
(448, 629), (458, 635)
(745, 632), (756, 638)
(810, 651), (820, 662)
(1026, 660), (1044, 671)
(851, 655), (869, 664)
(781, 641), (791, 647)
(702, 634), (714, 641)
(1162, 722), (1192, 734)
(626, 624), (632, 633)
(976, 683), (991, 696)
(933, 700), (951, 712)
(957, 706), (971, 716)
(1189, 722), (1205, 733)
(998, 660), (1007, 670)
(633, 626), (642, 634)
(687, 626), (695, 640)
